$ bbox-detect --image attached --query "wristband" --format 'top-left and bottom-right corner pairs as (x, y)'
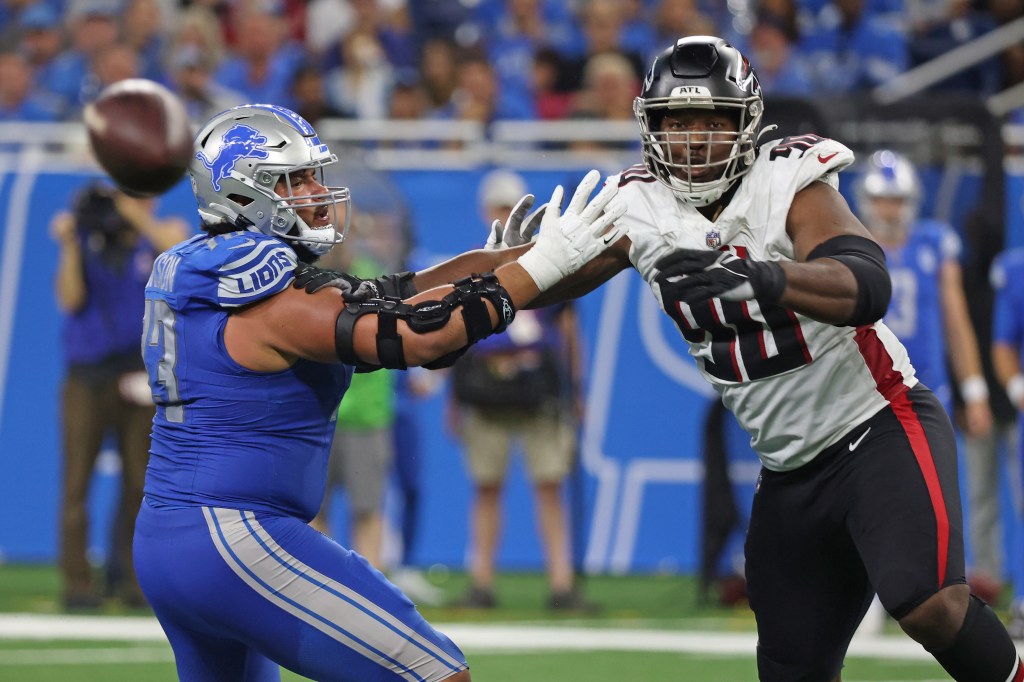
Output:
(959, 376), (988, 403)
(1007, 374), (1024, 406)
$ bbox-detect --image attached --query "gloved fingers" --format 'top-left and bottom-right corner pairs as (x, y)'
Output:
(566, 169), (601, 216)
(506, 193), (535, 229)
(519, 202), (547, 243)
(541, 185), (565, 229)
(486, 219), (503, 249)
(654, 249), (718, 275)
(579, 178), (617, 223)
(588, 198), (627, 243)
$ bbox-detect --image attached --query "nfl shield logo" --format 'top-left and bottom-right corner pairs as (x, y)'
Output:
(705, 230), (721, 248)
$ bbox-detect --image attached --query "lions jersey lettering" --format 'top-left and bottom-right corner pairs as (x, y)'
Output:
(217, 239), (297, 306)
(613, 137), (917, 471)
(142, 231), (350, 519)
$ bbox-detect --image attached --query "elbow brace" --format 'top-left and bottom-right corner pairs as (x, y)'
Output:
(807, 235), (891, 327)
(335, 273), (515, 371)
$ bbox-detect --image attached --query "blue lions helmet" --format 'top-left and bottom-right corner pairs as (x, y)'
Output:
(190, 104), (350, 256)
(855, 150), (922, 240)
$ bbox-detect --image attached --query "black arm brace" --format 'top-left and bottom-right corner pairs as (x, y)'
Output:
(374, 271), (417, 299)
(335, 273), (515, 371)
(806, 234), (891, 327)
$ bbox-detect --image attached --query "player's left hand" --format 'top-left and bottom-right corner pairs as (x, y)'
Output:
(485, 194), (546, 250)
(654, 249), (786, 305)
(292, 263), (378, 301)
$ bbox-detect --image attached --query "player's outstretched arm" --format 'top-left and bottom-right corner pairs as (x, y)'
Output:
(226, 171), (624, 371)
(655, 182), (889, 326)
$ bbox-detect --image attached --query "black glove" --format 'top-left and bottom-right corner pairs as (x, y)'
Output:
(654, 249), (786, 306)
(292, 263), (379, 301)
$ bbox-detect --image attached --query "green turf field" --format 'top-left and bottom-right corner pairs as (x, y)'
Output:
(0, 564), (1009, 681)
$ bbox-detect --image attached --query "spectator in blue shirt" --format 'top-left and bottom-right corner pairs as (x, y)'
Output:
(46, 0), (122, 116)
(749, 17), (815, 97)
(0, 50), (60, 123)
(213, 7), (305, 109)
(800, 0), (907, 93)
(17, 3), (66, 115)
(122, 0), (174, 87)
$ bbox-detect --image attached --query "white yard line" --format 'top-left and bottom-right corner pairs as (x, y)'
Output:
(0, 613), (1020, 661)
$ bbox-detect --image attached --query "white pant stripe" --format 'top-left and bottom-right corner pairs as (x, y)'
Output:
(202, 507), (463, 681)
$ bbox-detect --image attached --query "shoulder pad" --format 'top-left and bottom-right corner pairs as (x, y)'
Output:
(759, 135), (854, 194)
(615, 164), (656, 189)
(192, 231), (298, 308)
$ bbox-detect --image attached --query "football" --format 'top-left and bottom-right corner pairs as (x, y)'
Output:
(84, 78), (193, 197)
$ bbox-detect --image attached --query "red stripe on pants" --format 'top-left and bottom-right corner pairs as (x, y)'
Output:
(888, 390), (950, 589)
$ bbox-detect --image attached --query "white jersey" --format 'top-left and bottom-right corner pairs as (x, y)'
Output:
(613, 134), (918, 471)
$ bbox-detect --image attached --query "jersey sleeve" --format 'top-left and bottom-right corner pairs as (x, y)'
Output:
(761, 135), (855, 196)
(186, 232), (298, 309)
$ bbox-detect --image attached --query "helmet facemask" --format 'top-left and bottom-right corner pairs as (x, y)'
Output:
(636, 96), (762, 206)
(264, 163), (351, 257)
(635, 37), (764, 206)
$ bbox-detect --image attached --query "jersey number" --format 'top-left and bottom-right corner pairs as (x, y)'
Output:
(663, 248), (812, 382)
(769, 134), (825, 160)
(143, 298), (184, 423)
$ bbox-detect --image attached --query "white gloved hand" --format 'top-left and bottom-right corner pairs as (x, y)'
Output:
(517, 169), (626, 291)
(484, 193), (545, 250)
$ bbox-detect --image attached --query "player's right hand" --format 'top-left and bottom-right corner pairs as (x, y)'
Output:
(292, 263), (378, 301)
(516, 169), (626, 291)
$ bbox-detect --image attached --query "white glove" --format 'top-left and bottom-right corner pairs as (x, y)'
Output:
(484, 193), (545, 250)
(517, 169), (626, 291)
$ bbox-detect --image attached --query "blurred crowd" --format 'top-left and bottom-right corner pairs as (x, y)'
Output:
(3, 0), (1024, 130)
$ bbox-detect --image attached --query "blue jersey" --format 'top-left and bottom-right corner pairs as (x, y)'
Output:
(992, 248), (1024, 359)
(881, 220), (961, 408)
(141, 230), (351, 520)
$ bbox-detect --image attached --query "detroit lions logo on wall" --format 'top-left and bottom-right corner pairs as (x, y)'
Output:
(705, 230), (721, 248)
(195, 124), (270, 192)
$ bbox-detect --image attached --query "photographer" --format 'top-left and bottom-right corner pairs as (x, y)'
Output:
(51, 183), (187, 610)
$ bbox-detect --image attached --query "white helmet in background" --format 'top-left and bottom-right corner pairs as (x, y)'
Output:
(855, 150), (922, 241)
(190, 104), (350, 256)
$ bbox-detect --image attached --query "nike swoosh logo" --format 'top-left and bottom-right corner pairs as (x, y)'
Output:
(848, 426), (871, 451)
(818, 152), (839, 164)
(603, 234), (616, 245)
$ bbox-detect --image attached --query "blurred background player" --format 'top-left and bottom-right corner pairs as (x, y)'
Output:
(449, 168), (594, 611)
(988, 248), (1024, 640)
(51, 182), (187, 609)
(852, 149), (994, 634)
(308, 220), (397, 572)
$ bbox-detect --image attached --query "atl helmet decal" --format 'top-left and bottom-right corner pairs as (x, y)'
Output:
(195, 123), (270, 192)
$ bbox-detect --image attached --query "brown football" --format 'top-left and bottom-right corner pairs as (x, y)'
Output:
(84, 78), (193, 196)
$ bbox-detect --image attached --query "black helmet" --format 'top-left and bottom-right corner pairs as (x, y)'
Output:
(634, 36), (764, 205)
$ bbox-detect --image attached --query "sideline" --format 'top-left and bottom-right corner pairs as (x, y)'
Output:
(2, 613), (1020, 661)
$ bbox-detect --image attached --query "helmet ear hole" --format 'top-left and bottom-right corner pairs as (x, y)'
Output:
(228, 193), (254, 207)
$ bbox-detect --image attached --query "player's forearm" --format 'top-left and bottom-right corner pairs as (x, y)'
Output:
(992, 343), (1023, 410)
(356, 264), (540, 367)
(55, 242), (87, 312)
(412, 245), (529, 293)
(777, 259), (859, 325)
